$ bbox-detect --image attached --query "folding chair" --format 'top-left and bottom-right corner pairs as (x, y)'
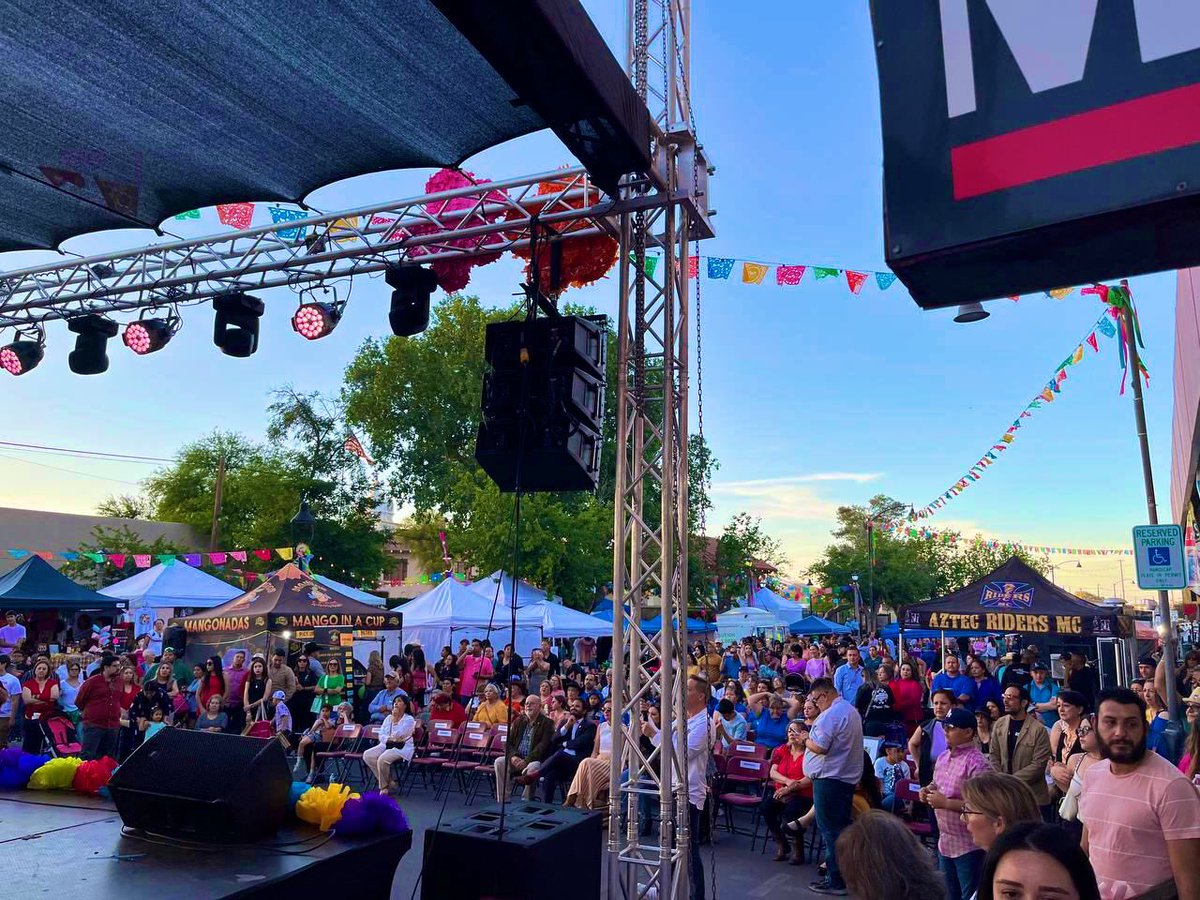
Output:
(465, 730), (509, 806)
(895, 779), (935, 847)
(438, 728), (491, 799)
(404, 723), (461, 794)
(312, 723), (361, 784)
(341, 724), (379, 787)
(716, 757), (768, 846)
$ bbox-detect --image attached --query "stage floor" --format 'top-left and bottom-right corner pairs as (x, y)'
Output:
(1, 790), (823, 898)
(0, 792), (409, 898)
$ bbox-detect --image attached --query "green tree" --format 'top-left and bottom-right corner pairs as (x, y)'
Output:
(61, 526), (189, 588)
(709, 512), (788, 610)
(95, 494), (153, 519)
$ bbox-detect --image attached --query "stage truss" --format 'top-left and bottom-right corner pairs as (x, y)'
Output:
(0, 2), (707, 896)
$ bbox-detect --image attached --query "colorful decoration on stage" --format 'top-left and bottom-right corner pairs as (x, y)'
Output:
(73, 756), (119, 795)
(911, 305), (1119, 521)
(883, 524), (1134, 558)
(0, 750), (49, 790)
(27, 755), (83, 790)
(335, 791), (410, 836)
(414, 168), (506, 293)
(295, 782), (359, 832)
(512, 176), (618, 292)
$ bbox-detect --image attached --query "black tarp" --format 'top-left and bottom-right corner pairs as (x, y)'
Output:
(174, 563), (401, 634)
(0, 0), (651, 251)
(899, 557), (1129, 639)
(0, 555), (120, 610)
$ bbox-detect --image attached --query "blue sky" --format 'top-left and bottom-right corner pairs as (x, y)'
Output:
(0, 4), (1178, 602)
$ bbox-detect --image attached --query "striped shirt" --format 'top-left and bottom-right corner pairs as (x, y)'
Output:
(1079, 752), (1200, 899)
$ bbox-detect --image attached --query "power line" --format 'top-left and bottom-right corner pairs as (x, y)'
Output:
(0, 440), (175, 464)
(0, 451), (144, 486)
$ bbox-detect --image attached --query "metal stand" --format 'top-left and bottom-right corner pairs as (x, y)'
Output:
(0, 5), (712, 895)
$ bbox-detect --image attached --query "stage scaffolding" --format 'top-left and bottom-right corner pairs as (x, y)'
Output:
(0, 2), (710, 896)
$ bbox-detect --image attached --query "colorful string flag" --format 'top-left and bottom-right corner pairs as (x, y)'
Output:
(268, 207), (309, 241)
(687, 256), (699, 278)
(209, 551), (227, 566)
(253, 549), (271, 561)
(157, 554), (176, 566)
(845, 271), (869, 294)
(216, 203), (254, 230)
(875, 272), (897, 291)
(1098, 283), (1150, 395)
(776, 264), (806, 285)
(742, 262), (768, 284)
(173, 209), (200, 220)
(812, 267), (840, 281)
(182, 553), (202, 567)
(134, 554), (151, 569)
(276, 547), (295, 560)
(707, 257), (734, 280)
(912, 305), (1116, 521)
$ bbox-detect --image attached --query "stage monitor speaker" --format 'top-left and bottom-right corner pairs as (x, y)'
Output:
(421, 801), (601, 900)
(162, 624), (186, 655)
(108, 730), (291, 843)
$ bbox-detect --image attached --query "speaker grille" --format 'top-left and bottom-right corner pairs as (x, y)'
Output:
(115, 731), (274, 799)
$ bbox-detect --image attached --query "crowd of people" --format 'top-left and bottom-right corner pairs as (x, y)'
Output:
(1, 620), (1199, 900)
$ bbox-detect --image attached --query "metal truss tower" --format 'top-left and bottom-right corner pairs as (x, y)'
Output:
(0, 5), (711, 895)
(607, 1), (711, 898)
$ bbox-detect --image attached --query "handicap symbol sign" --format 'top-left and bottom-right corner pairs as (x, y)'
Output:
(1148, 546), (1171, 567)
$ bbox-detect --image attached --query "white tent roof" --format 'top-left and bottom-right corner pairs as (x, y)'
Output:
(717, 606), (788, 627)
(523, 601), (610, 638)
(751, 586), (808, 618)
(399, 577), (538, 628)
(312, 573), (385, 606)
(468, 569), (562, 606)
(99, 562), (241, 609)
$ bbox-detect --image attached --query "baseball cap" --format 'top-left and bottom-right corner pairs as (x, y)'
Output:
(944, 708), (977, 731)
(1031, 661), (1048, 671)
(271, 690), (286, 700)
(1138, 657), (1155, 668)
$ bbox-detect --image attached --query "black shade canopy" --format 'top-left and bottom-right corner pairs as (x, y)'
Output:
(0, 555), (118, 610)
(899, 558), (1128, 638)
(0, 0), (651, 252)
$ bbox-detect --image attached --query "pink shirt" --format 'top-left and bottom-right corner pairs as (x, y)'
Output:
(932, 743), (992, 859)
(1079, 752), (1200, 899)
(804, 658), (827, 681)
(459, 655), (493, 697)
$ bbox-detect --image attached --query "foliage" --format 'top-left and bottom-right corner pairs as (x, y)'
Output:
(710, 512), (788, 608)
(95, 494), (153, 519)
(809, 494), (1052, 626)
(61, 526), (190, 588)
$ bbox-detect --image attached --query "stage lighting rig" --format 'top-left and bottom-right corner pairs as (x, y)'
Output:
(67, 314), (119, 375)
(385, 265), (438, 337)
(123, 308), (180, 355)
(213, 291), (265, 357)
(291, 288), (344, 341)
(0, 326), (46, 376)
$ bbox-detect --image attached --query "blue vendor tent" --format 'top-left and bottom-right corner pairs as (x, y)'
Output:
(788, 614), (853, 636)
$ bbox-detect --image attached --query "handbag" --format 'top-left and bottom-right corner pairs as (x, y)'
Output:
(1058, 758), (1085, 821)
(243, 706), (272, 738)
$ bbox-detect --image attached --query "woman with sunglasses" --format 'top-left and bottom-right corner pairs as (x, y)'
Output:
(197, 656), (226, 713)
(1055, 715), (1102, 841)
(313, 657), (345, 712)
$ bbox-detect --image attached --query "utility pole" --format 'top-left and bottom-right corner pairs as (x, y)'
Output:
(209, 453), (226, 552)
(1119, 282), (1180, 720)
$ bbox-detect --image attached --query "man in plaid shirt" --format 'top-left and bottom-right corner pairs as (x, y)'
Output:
(919, 707), (992, 900)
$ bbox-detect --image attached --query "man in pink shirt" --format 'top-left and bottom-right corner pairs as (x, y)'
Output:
(1080, 687), (1200, 900)
(457, 640), (493, 705)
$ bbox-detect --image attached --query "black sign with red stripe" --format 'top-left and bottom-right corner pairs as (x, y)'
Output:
(871, 1), (1200, 309)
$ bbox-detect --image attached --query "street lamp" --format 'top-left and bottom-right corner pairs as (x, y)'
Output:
(290, 498), (316, 544)
(1048, 559), (1081, 585)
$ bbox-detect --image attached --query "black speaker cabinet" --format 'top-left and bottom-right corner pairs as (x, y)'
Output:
(108, 729), (291, 843)
(421, 801), (601, 900)
(162, 624), (186, 655)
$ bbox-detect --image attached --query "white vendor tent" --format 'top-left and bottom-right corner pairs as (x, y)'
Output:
(523, 601), (610, 638)
(399, 577), (543, 657)
(751, 586), (809, 620)
(468, 569), (563, 606)
(313, 573), (385, 606)
(716, 606), (788, 644)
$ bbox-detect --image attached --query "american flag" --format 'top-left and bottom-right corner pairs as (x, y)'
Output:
(343, 431), (375, 465)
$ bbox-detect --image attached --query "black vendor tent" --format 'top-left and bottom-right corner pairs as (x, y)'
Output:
(174, 563), (400, 636)
(0, 556), (121, 611)
(899, 557), (1130, 639)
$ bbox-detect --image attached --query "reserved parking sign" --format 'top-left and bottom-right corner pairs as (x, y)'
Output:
(1132, 524), (1187, 590)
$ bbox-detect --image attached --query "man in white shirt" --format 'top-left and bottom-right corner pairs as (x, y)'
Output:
(147, 618), (165, 657)
(0, 655), (24, 747)
(643, 674), (714, 900)
(804, 677), (863, 896)
(0, 612), (26, 653)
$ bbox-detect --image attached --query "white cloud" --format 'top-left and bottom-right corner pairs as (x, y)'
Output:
(716, 472), (885, 488)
